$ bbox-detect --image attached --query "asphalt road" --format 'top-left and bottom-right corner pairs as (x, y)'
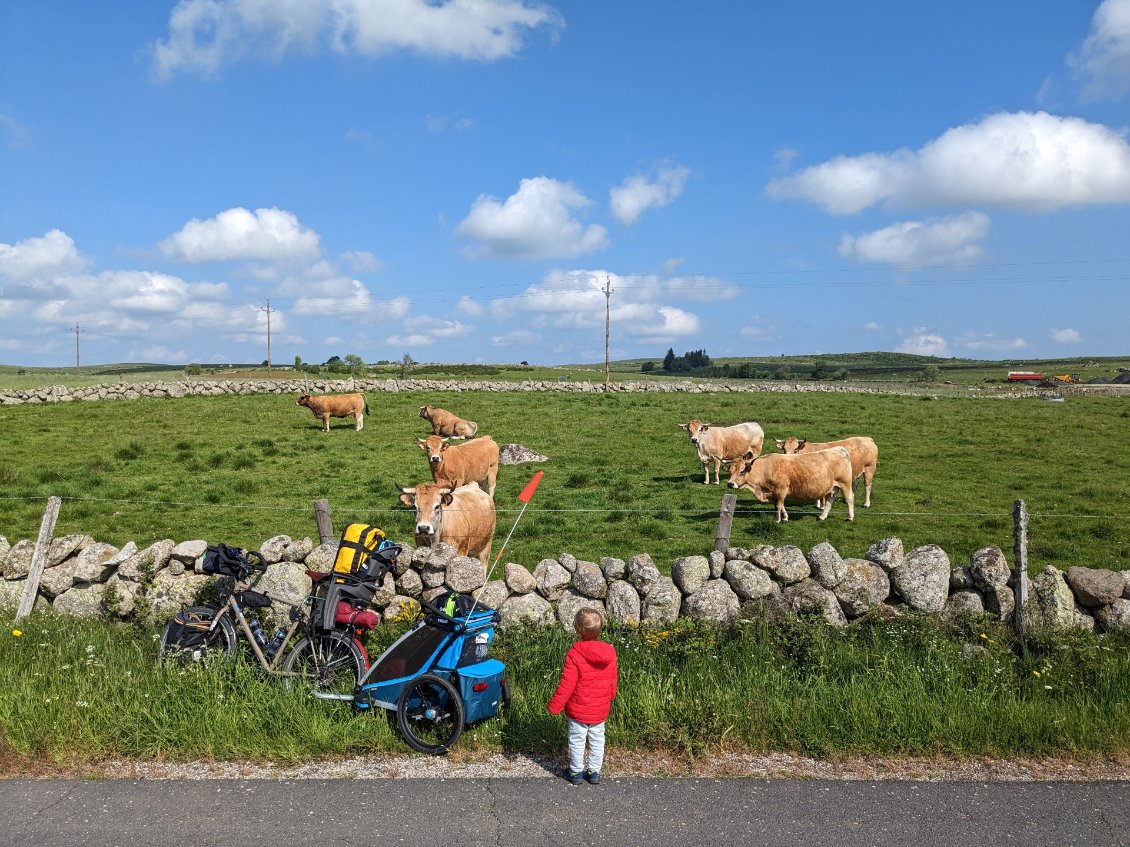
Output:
(2, 778), (1127, 847)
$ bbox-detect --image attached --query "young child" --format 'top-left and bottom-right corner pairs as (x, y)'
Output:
(547, 607), (618, 785)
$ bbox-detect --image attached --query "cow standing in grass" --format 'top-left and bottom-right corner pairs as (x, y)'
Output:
(419, 404), (478, 439)
(728, 446), (855, 522)
(397, 481), (496, 568)
(297, 393), (368, 432)
(418, 434), (499, 497)
(775, 435), (879, 508)
(678, 419), (765, 485)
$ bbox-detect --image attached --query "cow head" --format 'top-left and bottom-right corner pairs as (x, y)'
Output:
(678, 420), (708, 445)
(417, 435), (449, 464)
(419, 405), (433, 420)
(297, 394), (311, 407)
(727, 450), (760, 489)
(775, 437), (805, 453)
(397, 483), (454, 545)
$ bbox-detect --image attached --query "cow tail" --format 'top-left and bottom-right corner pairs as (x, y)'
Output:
(364, 398), (370, 415)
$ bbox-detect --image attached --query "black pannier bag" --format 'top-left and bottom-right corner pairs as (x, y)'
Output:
(163, 608), (212, 653)
(200, 544), (249, 576)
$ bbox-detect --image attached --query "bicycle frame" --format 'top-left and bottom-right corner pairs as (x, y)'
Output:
(215, 590), (307, 676)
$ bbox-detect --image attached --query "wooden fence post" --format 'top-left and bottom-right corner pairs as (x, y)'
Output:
(313, 499), (334, 545)
(714, 493), (737, 553)
(16, 496), (61, 621)
(1013, 499), (1029, 637)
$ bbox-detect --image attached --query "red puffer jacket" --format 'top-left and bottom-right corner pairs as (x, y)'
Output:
(547, 639), (618, 724)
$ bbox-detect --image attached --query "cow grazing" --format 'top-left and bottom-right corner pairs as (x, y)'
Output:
(678, 419), (765, 485)
(297, 393), (368, 432)
(397, 481), (496, 568)
(418, 434), (499, 497)
(775, 435), (878, 508)
(419, 404), (478, 439)
(728, 447), (855, 522)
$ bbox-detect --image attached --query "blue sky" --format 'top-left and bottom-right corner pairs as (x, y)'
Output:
(2, 1), (1129, 368)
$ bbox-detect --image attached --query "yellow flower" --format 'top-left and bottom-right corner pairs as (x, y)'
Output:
(1032, 670), (1041, 677)
(979, 633), (988, 640)
(11, 629), (21, 637)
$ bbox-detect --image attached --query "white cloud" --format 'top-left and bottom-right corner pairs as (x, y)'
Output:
(661, 257), (685, 272)
(385, 315), (472, 347)
(341, 250), (383, 273)
(1069, 0), (1130, 100)
(609, 163), (689, 225)
(955, 333), (1028, 352)
(766, 111), (1130, 214)
(663, 274), (741, 303)
(864, 322), (881, 331)
(426, 114), (475, 133)
(491, 329), (539, 346)
(739, 315), (775, 341)
(838, 212), (991, 267)
(160, 207), (321, 263)
(0, 112), (31, 149)
(0, 230), (90, 282)
(134, 344), (189, 362)
(152, 0), (563, 80)
(456, 296), (484, 316)
(1052, 327), (1082, 343)
(897, 330), (949, 357)
(456, 176), (609, 260)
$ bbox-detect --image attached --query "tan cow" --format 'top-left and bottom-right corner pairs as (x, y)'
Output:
(678, 419), (765, 484)
(418, 434), (499, 497)
(397, 481), (496, 568)
(419, 404), (478, 439)
(297, 393), (368, 432)
(775, 435), (879, 507)
(727, 446), (854, 522)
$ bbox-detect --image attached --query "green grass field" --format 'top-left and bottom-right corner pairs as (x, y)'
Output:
(1, 389), (1127, 575)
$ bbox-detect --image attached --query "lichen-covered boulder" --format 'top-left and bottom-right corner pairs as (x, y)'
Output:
(533, 559), (572, 601)
(865, 537), (905, 572)
(572, 561), (608, 600)
(504, 563), (537, 594)
(641, 576), (681, 626)
(420, 563), (447, 589)
(446, 556), (487, 593)
(3, 539), (35, 580)
(682, 580), (740, 623)
(950, 567), (975, 590)
(171, 539), (207, 565)
(556, 589), (606, 631)
(499, 591), (554, 630)
(72, 542), (121, 583)
(944, 589), (986, 618)
(752, 545), (809, 585)
(708, 550), (725, 579)
(833, 559), (891, 618)
(371, 572), (397, 609)
(627, 554), (661, 597)
(256, 562), (314, 628)
(782, 578), (846, 626)
(258, 534), (292, 564)
(396, 568), (423, 597)
(283, 537), (314, 563)
(472, 580), (509, 610)
(600, 557), (626, 581)
(1065, 567), (1125, 607)
(48, 534), (92, 567)
(722, 559), (775, 600)
(606, 579), (641, 627)
(103, 573), (143, 618)
(303, 540), (337, 573)
(890, 545), (950, 612)
(53, 584), (107, 618)
(1095, 599), (1130, 633)
(1031, 566), (1094, 630)
(969, 546), (1011, 590)
(984, 584), (1015, 621)
(0, 577), (24, 611)
(119, 540), (174, 581)
(0, 535), (9, 562)
(807, 542), (846, 589)
(39, 559), (77, 599)
(145, 570), (211, 619)
(672, 555), (710, 596)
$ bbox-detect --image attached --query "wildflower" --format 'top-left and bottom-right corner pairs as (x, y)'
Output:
(11, 629), (21, 637)
(1032, 670), (1041, 677)
(1044, 685), (1052, 690)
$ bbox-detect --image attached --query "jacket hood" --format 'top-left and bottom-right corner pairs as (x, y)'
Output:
(572, 639), (616, 668)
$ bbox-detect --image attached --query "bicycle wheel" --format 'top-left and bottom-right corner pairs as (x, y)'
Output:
(158, 605), (238, 663)
(281, 631), (366, 698)
(396, 673), (464, 755)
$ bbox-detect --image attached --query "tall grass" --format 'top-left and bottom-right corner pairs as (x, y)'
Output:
(0, 390), (1127, 575)
(2, 612), (1127, 767)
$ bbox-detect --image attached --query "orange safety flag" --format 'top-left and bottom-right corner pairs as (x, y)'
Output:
(517, 470), (543, 503)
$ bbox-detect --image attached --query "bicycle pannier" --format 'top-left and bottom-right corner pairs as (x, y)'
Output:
(200, 544), (248, 576)
(163, 608), (212, 653)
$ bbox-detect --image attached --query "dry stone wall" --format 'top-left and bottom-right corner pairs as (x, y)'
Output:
(2, 532), (1128, 634)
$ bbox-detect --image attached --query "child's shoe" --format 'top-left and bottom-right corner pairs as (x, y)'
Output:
(563, 769), (584, 785)
(583, 770), (600, 784)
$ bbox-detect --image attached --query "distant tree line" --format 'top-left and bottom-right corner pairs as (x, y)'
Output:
(642, 349), (850, 381)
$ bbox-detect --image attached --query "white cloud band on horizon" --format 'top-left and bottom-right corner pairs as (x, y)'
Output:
(152, 0), (564, 80)
(160, 207), (322, 263)
(896, 329), (949, 357)
(766, 111), (1130, 214)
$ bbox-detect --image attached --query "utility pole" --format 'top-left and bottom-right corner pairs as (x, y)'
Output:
(260, 300), (275, 376)
(602, 276), (612, 391)
(72, 324), (81, 372)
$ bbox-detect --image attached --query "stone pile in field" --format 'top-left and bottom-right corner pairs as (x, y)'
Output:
(2, 532), (1128, 634)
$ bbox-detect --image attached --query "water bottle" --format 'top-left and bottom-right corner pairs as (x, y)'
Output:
(266, 626), (288, 658)
(247, 617), (268, 651)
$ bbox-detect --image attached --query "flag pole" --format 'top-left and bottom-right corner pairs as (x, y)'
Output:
(468, 470), (543, 616)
